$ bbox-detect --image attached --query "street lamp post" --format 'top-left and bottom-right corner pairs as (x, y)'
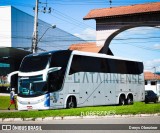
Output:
(32, 0), (52, 53)
(38, 25), (56, 42)
(32, 24), (56, 53)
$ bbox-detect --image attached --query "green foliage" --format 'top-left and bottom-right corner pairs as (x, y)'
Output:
(0, 96), (160, 118)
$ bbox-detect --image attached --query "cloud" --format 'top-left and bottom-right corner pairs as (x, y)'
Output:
(125, 27), (154, 34)
(115, 27), (158, 39)
(154, 44), (160, 49)
(74, 28), (96, 41)
(144, 59), (160, 72)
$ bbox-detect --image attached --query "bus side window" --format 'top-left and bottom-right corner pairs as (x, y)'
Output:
(48, 70), (64, 92)
(101, 58), (109, 73)
(126, 61), (143, 74)
(50, 51), (71, 68)
(107, 59), (116, 73)
(116, 60), (127, 74)
(126, 61), (134, 74)
(48, 71), (59, 92)
(137, 62), (143, 74)
(69, 55), (109, 74)
(69, 54), (143, 75)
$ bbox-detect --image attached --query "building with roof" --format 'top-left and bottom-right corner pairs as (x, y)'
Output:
(0, 6), (85, 89)
(69, 42), (102, 53)
(84, 2), (160, 54)
(69, 41), (114, 55)
(144, 72), (160, 97)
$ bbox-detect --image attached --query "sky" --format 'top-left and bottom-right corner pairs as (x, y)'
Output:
(0, 0), (160, 72)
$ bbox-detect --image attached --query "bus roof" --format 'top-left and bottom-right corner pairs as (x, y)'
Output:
(25, 50), (68, 57)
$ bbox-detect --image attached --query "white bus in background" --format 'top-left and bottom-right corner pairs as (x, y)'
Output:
(8, 50), (145, 110)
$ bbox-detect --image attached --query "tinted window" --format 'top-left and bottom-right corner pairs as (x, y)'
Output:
(20, 55), (50, 72)
(48, 50), (72, 92)
(146, 91), (156, 96)
(69, 55), (143, 75)
(151, 81), (157, 85)
(50, 51), (71, 68)
(69, 55), (108, 74)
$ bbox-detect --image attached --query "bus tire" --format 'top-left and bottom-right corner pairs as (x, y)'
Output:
(119, 95), (125, 105)
(66, 96), (77, 109)
(126, 95), (133, 105)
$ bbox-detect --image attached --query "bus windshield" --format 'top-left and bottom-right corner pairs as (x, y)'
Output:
(19, 55), (50, 72)
(18, 75), (47, 96)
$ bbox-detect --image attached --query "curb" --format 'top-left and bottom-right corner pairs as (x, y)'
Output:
(0, 113), (160, 122)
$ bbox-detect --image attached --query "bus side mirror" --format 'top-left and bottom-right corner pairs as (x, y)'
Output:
(43, 67), (62, 81)
(7, 71), (19, 83)
(48, 67), (61, 74)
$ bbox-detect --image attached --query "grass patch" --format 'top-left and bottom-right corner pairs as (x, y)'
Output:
(0, 96), (160, 118)
(0, 96), (16, 110)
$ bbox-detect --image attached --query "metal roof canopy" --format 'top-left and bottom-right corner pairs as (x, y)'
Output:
(0, 47), (31, 61)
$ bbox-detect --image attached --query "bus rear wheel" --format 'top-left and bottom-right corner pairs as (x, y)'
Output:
(126, 95), (133, 105)
(66, 96), (77, 109)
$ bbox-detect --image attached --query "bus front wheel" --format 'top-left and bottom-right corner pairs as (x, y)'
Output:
(66, 96), (77, 109)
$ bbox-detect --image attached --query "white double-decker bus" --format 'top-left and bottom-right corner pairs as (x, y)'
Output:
(8, 50), (145, 110)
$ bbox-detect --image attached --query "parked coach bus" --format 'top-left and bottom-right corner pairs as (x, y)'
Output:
(8, 50), (145, 110)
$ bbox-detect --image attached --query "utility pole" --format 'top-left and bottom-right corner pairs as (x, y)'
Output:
(32, 0), (52, 53)
(32, 0), (39, 53)
(109, 0), (112, 8)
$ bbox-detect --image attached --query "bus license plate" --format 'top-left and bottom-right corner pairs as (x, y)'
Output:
(27, 106), (33, 109)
